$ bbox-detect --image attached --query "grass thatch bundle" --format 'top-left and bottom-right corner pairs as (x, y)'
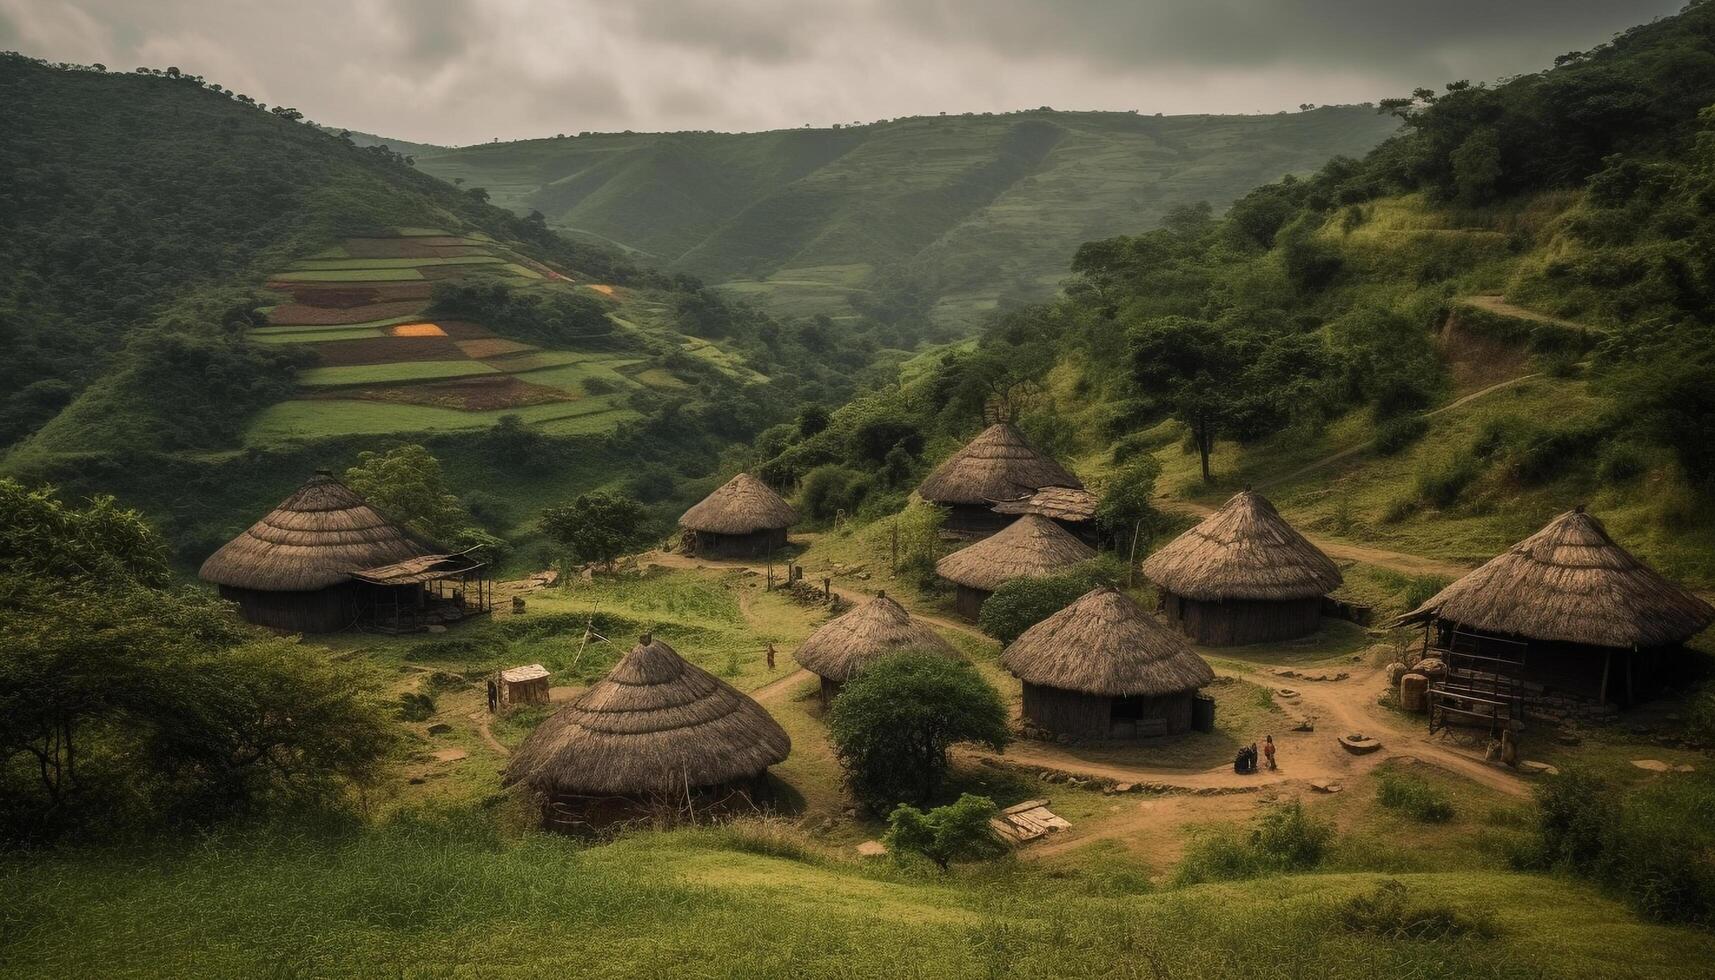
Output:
(1391, 507), (1715, 648)
(917, 423), (1082, 506)
(1002, 586), (1215, 696)
(1142, 490), (1341, 601)
(199, 473), (433, 592)
(936, 514), (1096, 591)
(679, 473), (797, 535)
(793, 592), (958, 683)
(505, 634), (790, 797)
(991, 485), (1098, 522)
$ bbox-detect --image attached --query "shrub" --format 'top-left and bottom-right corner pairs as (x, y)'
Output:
(1414, 454), (1482, 508)
(539, 491), (649, 570)
(1597, 442), (1648, 484)
(1400, 575), (1451, 611)
(1175, 800), (1334, 884)
(1377, 771), (1455, 822)
(978, 572), (1100, 644)
(800, 464), (870, 523)
(1374, 415), (1429, 455)
(1338, 880), (1495, 941)
(883, 794), (1007, 871)
(828, 653), (1009, 811)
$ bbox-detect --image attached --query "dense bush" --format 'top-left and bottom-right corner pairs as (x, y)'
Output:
(978, 564), (1117, 644)
(1175, 800), (1335, 885)
(800, 464), (871, 524)
(882, 794), (1007, 871)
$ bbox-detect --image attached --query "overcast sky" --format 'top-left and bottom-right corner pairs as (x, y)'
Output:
(0, 0), (1686, 146)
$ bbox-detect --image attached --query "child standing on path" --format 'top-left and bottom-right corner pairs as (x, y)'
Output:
(1263, 734), (1277, 771)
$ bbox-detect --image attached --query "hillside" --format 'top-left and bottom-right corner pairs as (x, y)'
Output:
(412, 108), (1399, 335)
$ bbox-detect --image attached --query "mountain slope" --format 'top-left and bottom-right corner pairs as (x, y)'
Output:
(413, 107), (1400, 333)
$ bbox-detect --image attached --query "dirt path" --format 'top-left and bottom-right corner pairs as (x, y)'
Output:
(1157, 498), (1472, 580)
(1459, 295), (1601, 334)
(468, 709), (510, 758)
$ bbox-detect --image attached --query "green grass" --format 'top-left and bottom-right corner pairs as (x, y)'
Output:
(287, 255), (506, 270)
(297, 360), (497, 387)
(251, 315), (420, 334)
(271, 268), (425, 282)
(249, 327), (385, 344)
(243, 394), (636, 443)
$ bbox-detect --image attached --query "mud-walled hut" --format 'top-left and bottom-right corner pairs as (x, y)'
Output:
(1003, 587), (1216, 738)
(679, 473), (797, 558)
(917, 423), (1083, 536)
(793, 592), (959, 704)
(1142, 490), (1341, 645)
(504, 633), (792, 830)
(936, 514), (1095, 620)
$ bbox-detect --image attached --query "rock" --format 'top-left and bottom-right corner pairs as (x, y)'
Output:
(1386, 662), (1407, 685)
(1413, 657), (1447, 678)
(1113, 782), (1135, 794)
(1338, 733), (1382, 754)
(856, 572), (871, 580)
(1632, 759), (1673, 772)
(426, 723), (453, 735)
(1310, 779), (1343, 794)
(426, 624), (447, 634)
(856, 840), (887, 857)
(1517, 760), (1559, 776)
(1276, 688), (1300, 700)
(1293, 719), (1315, 733)
(1485, 740), (1502, 762)
(430, 748), (468, 763)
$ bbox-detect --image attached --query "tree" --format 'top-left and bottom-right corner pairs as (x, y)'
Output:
(883, 794), (1007, 871)
(343, 445), (471, 542)
(828, 653), (1009, 809)
(539, 491), (649, 570)
(1094, 457), (1163, 555)
(1128, 316), (1239, 481)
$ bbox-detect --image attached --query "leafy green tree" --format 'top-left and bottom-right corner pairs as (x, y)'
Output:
(343, 445), (472, 543)
(1128, 316), (1239, 481)
(978, 565), (1114, 644)
(800, 464), (871, 523)
(883, 794), (1007, 871)
(539, 491), (649, 570)
(828, 653), (1009, 809)
(1094, 457), (1164, 554)
(0, 478), (168, 586)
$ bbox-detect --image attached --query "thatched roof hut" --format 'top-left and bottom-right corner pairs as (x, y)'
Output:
(917, 423), (1082, 534)
(936, 514), (1096, 618)
(505, 634), (790, 824)
(679, 473), (797, 558)
(1142, 490), (1341, 645)
(1393, 508), (1713, 648)
(1003, 587), (1215, 738)
(793, 592), (959, 702)
(992, 485), (1100, 543)
(200, 472), (489, 633)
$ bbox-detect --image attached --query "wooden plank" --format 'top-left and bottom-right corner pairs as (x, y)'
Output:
(1003, 798), (1050, 815)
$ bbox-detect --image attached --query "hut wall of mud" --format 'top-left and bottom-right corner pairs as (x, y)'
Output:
(944, 503), (1015, 537)
(218, 583), (355, 633)
(537, 774), (776, 834)
(685, 526), (789, 559)
(1161, 592), (1323, 646)
(1022, 683), (1195, 738)
(954, 584), (992, 621)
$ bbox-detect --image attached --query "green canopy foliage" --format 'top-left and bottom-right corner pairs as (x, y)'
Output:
(883, 794), (1007, 871)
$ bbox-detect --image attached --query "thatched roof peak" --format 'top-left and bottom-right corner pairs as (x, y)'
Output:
(936, 514), (1096, 592)
(1391, 508), (1714, 649)
(1003, 587), (1215, 697)
(199, 473), (434, 592)
(794, 592), (959, 682)
(1141, 490), (1340, 602)
(505, 634), (790, 797)
(680, 472), (797, 535)
(917, 423), (1082, 507)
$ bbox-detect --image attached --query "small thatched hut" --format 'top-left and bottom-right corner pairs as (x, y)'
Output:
(992, 485), (1100, 544)
(505, 633), (791, 829)
(1003, 587), (1216, 738)
(199, 472), (489, 633)
(1391, 507), (1714, 706)
(793, 592), (960, 704)
(936, 514), (1096, 619)
(1142, 490), (1341, 646)
(917, 423), (1083, 535)
(679, 473), (797, 558)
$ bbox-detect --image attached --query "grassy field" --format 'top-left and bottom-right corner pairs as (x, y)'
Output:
(245, 393), (638, 442)
(297, 360), (499, 386)
(287, 255), (508, 270)
(272, 268), (426, 282)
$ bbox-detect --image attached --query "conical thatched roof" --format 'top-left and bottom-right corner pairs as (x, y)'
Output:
(1003, 587), (1215, 696)
(794, 592), (959, 682)
(917, 423), (1082, 506)
(505, 634), (791, 797)
(991, 485), (1099, 522)
(1390, 508), (1714, 649)
(199, 473), (434, 592)
(1142, 490), (1341, 602)
(936, 514), (1096, 592)
(680, 473), (797, 535)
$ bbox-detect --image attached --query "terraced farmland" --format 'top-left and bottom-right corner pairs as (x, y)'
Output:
(243, 229), (689, 445)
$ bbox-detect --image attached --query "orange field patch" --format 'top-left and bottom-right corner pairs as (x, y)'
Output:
(586, 284), (616, 296)
(390, 323), (448, 337)
(455, 338), (535, 359)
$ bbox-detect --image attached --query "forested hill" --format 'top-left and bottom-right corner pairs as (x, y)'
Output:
(760, 0), (1715, 589)
(411, 107), (1399, 335)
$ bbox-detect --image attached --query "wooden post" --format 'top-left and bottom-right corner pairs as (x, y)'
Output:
(890, 521), (899, 573)
(1626, 652), (1635, 707)
(823, 577), (832, 601)
(1599, 649), (1612, 705)
(1128, 518), (1143, 587)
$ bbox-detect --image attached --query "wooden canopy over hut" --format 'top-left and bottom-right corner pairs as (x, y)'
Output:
(793, 592), (959, 703)
(1142, 490), (1341, 646)
(936, 514), (1096, 619)
(1003, 587), (1215, 738)
(917, 423), (1083, 535)
(679, 473), (797, 558)
(504, 633), (791, 829)
(1391, 507), (1714, 712)
(199, 472), (490, 633)
(992, 485), (1100, 544)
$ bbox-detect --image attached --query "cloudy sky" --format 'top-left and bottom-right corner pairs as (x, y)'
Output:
(0, 0), (1685, 145)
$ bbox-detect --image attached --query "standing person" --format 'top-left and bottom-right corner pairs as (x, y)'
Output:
(1263, 735), (1277, 771)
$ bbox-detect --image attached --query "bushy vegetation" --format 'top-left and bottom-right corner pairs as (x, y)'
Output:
(882, 794), (1007, 871)
(1175, 800), (1336, 885)
(1377, 771), (1456, 823)
(976, 559), (1122, 644)
(1337, 879), (1496, 942)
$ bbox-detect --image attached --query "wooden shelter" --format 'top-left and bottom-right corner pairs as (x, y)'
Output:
(504, 633), (791, 830)
(991, 485), (1100, 544)
(917, 423), (1083, 535)
(1390, 507), (1714, 720)
(1141, 490), (1341, 646)
(793, 592), (960, 704)
(679, 472), (797, 558)
(199, 472), (490, 633)
(498, 664), (551, 708)
(1003, 587), (1216, 739)
(936, 514), (1096, 620)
